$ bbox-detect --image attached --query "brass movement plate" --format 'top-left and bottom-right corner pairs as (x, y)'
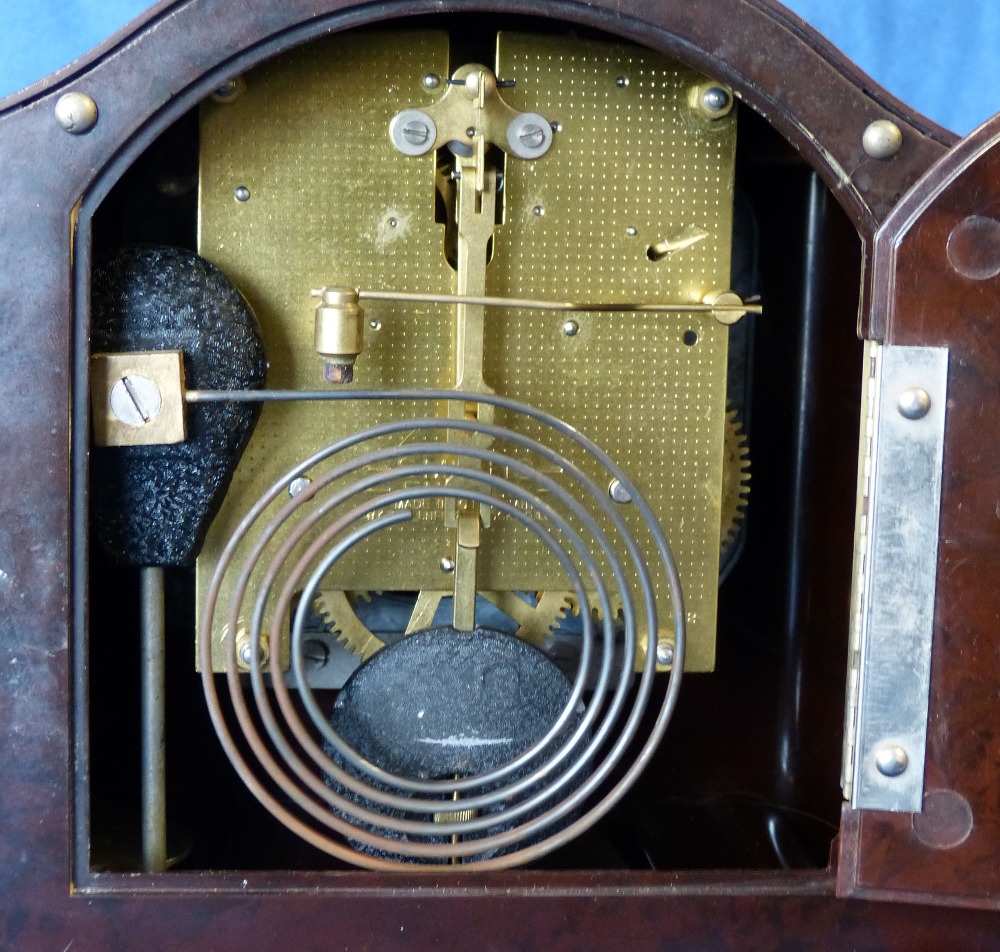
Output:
(197, 30), (736, 671)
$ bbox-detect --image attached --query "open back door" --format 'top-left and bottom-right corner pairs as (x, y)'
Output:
(840, 110), (1000, 910)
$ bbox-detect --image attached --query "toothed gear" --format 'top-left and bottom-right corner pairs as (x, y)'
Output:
(313, 589), (573, 660)
(481, 591), (575, 647)
(720, 407), (751, 554)
(314, 590), (385, 661)
(314, 418), (748, 664)
(556, 411), (750, 624)
(558, 592), (621, 626)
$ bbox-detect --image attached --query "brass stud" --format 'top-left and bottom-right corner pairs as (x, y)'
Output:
(55, 92), (98, 134)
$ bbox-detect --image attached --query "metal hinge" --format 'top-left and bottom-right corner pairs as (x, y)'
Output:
(841, 341), (879, 803)
(842, 342), (948, 812)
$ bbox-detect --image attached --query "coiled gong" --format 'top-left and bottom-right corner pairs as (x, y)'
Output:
(198, 391), (685, 869)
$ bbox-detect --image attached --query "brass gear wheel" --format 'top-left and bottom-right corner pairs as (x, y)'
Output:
(316, 415), (748, 661)
(314, 589), (573, 660)
(720, 407), (751, 555)
(314, 590), (385, 661)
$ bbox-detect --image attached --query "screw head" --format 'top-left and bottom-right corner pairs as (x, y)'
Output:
(389, 109), (437, 156)
(533, 205), (545, 217)
(898, 387), (932, 420)
(519, 123), (546, 148)
(55, 92), (98, 134)
(655, 642), (675, 666)
(615, 75), (629, 89)
(109, 374), (162, 428)
(440, 557), (456, 574)
(234, 186), (250, 202)
(300, 639), (330, 672)
(507, 112), (554, 159)
(702, 86), (731, 113)
(236, 635), (269, 669)
(626, 226), (638, 237)
(863, 119), (903, 160)
(608, 478), (632, 504)
(875, 743), (909, 777)
(690, 83), (734, 119)
(211, 79), (245, 103)
(402, 121), (430, 146)
(423, 73), (441, 89)
(287, 476), (312, 497)
(562, 320), (579, 337)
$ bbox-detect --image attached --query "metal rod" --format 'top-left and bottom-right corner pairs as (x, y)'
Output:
(356, 287), (762, 315)
(141, 566), (167, 872)
(452, 524), (479, 631)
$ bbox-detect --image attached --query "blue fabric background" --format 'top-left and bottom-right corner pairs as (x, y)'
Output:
(0, 1), (992, 136)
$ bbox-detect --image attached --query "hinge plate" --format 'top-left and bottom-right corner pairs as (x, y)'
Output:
(844, 343), (948, 812)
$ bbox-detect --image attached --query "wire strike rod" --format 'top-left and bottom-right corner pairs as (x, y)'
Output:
(141, 566), (167, 872)
(356, 287), (761, 315)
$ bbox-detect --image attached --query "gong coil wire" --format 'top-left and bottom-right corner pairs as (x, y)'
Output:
(200, 401), (676, 865)
(247, 464), (608, 826)
(196, 388), (685, 869)
(236, 454), (614, 853)
(208, 452), (655, 863)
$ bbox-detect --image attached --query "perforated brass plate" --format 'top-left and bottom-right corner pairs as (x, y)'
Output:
(197, 29), (736, 671)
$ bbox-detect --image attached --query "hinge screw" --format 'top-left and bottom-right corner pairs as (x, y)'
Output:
(874, 743), (909, 777)
(898, 387), (931, 420)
